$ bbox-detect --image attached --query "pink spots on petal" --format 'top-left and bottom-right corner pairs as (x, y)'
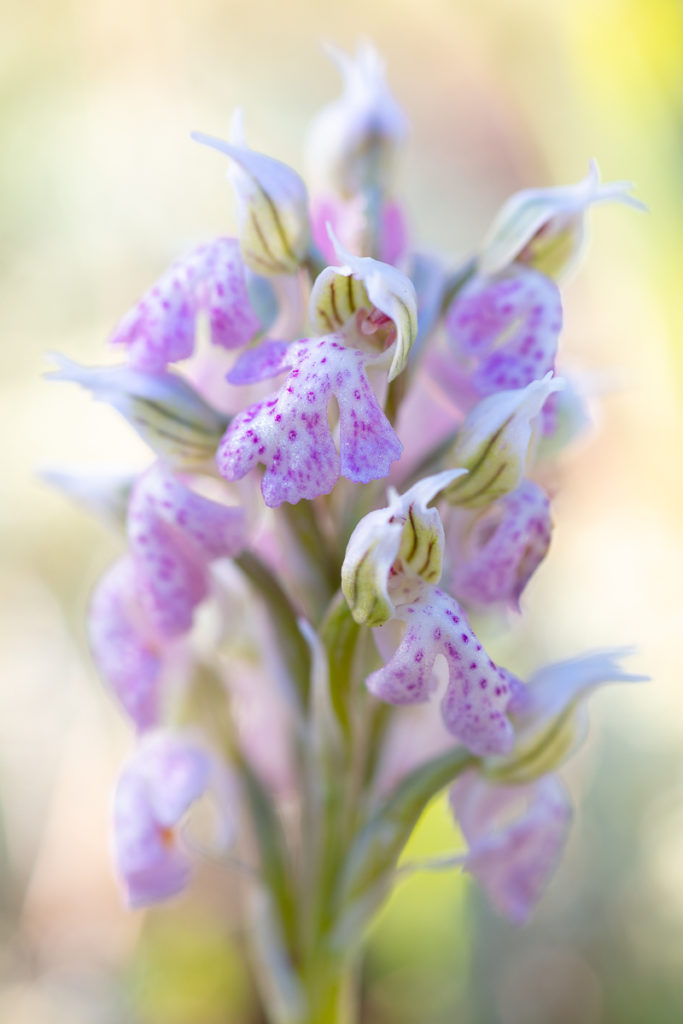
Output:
(366, 586), (516, 757)
(127, 463), (245, 638)
(111, 238), (260, 371)
(451, 480), (552, 610)
(88, 558), (163, 730)
(450, 771), (571, 924)
(217, 336), (402, 506)
(445, 264), (562, 406)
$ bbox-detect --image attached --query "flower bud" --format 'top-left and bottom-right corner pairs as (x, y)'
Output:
(479, 159), (646, 280)
(310, 230), (417, 381)
(192, 111), (310, 276)
(47, 354), (228, 470)
(341, 469), (465, 626)
(305, 41), (407, 199)
(445, 374), (563, 508)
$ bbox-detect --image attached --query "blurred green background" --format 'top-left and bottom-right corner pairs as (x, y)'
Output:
(1, 0), (682, 1020)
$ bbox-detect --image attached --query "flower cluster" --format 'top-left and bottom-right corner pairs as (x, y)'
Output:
(50, 42), (645, 1023)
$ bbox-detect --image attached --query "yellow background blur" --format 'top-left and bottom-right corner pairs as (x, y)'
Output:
(1, 0), (682, 1021)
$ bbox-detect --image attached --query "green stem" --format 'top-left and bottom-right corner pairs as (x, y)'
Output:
(235, 550), (312, 709)
(280, 500), (339, 622)
(298, 956), (359, 1024)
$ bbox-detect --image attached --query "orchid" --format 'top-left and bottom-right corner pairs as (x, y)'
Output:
(49, 42), (646, 1024)
(110, 236), (262, 371)
(113, 730), (219, 907)
(306, 41), (408, 262)
(479, 158), (646, 280)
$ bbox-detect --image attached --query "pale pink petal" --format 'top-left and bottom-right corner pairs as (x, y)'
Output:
(226, 339), (291, 385)
(127, 463), (246, 636)
(446, 266), (562, 429)
(450, 770), (571, 924)
(366, 586), (516, 757)
(450, 480), (552, 610)
(217, 336), (402, 507)
(88, 558), (162, 730)
(111, 238), (261, 372)
(310, 194), (408, 264)
(113, 731), (210, 907)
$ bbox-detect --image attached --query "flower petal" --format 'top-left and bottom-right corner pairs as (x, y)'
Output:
(217, 336), (402, 507)
(445, 374), (563, 508)
(310, 233), (418, 381)
(110, 237), (261, 371)
(128, 463), (245, 636)
(193, 114), (310, 275)
(445, 265), (562, 408)
(479, 159), (646, 279)
(341, 467), (466, 625)
(367, 586), (516, 757)
(46, 354), (229, 470)
(113, 731), (211, 907)
(449, 480), (552, 610)
(88, 557), (162, 729)
(450, 770), (571, 924)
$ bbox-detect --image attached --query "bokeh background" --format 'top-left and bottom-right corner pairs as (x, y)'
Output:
(2, 0), (682, 1020)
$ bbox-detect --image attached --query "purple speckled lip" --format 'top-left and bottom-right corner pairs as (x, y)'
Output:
(217, 335), (401, 507)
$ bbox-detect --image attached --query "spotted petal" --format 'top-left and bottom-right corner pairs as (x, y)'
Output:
(88, 557), (163, 730)
(449, 480), (552, 610)
(110, 237), (261, 372)
(128, 463), (246, 636)
(450, 770), (571, 924)
(367, 586), (517, 757)
(217, 336), (402, 507)
(445, 265), (562, 416)
(113, 731), (211, 907)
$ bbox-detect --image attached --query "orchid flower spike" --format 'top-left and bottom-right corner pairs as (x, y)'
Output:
(445, 374), (564, 508)
(193, 111), (311, 276)
(310, 227), (418, 381)
(306, 40), (407, 199)
(479, 159), (647, 280)
(113, 730), (231, 907)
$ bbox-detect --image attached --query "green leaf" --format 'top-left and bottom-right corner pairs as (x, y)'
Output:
(331, 744), (474, 947)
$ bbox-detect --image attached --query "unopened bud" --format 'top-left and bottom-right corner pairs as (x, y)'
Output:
(306, 40), (407, 198)
(445, 374), (563, 508)
(342, 468), (465, 625)
(486, 649), (647, 784)
(193, 111), (310, 276)
(479, 159), (646, 281)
